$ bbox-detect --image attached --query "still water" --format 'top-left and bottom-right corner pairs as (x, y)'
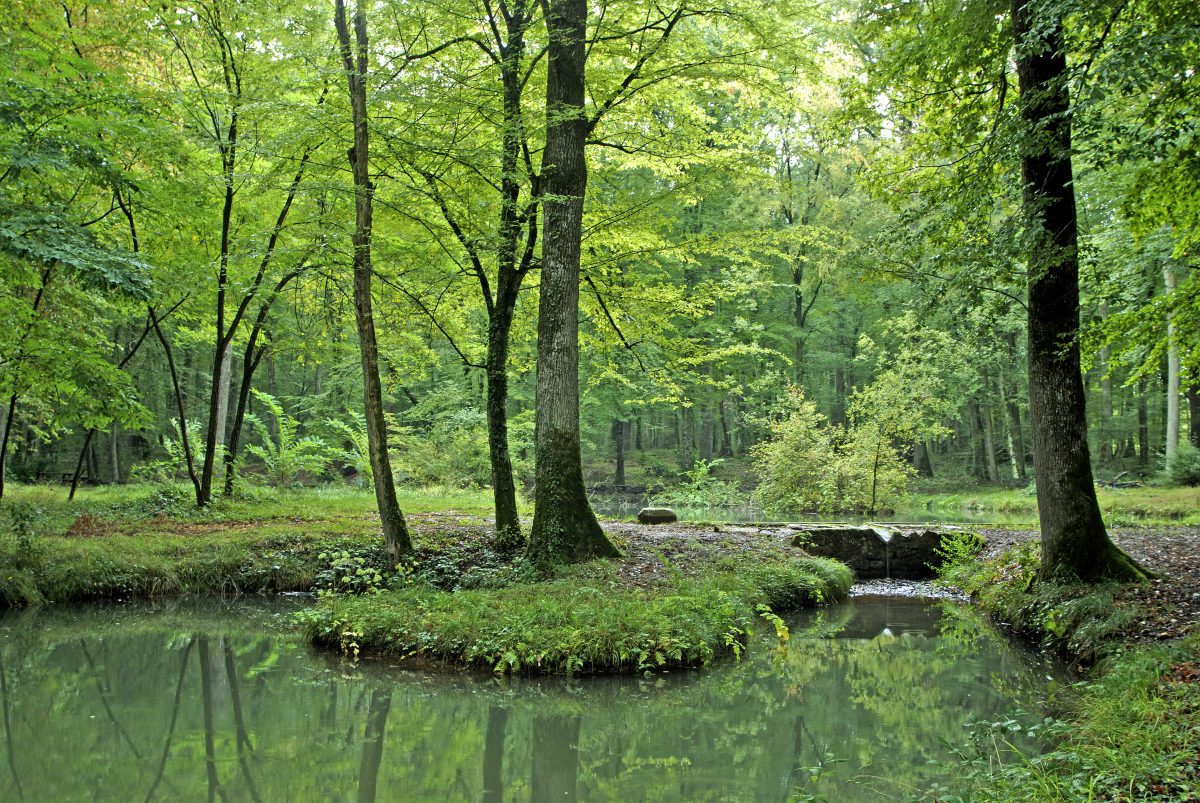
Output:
(0, 596), (1055, 802)
(588, 499), (1021, 526)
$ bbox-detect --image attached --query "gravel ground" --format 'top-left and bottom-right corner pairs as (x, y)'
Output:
(971, 525), (1200, 643)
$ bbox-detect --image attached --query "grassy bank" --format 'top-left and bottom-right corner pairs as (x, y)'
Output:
(907, 484), (1200, 526)
(2, 482), (852, 679)
(0, 482), (498, 606)
(937, 542), (1199, 801)
(300, 554), (852, 674)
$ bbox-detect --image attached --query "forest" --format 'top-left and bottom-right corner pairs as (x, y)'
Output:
(1, 0), (1199, 800)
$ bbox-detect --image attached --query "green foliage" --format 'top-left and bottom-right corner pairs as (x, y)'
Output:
(940, 543), (1139, 665)
(130, 418), (202, 485)
(314, 548), (391, 596)
(300, 555), (851, 674)
(393, 392), (491, 488)
(1163, 442), (1200, 487)
(934, 530), (987, 575)
(754, 389), (912, 514)
(927, 631), (1200, 802)
(2, 501), (45, 569)
(246, 391), (328, 487)
(656, 459), (743, 507)
(323, 411), (374, 488)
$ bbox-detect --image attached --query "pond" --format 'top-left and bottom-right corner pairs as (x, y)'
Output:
(590, 498), (1024, 527)
(0, 595), (1058, 802)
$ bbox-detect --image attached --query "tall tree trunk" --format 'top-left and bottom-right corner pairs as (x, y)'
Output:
(109, 424), (121, 484)
(1188, 383), (1200, 449)
(1000, 338), (1028, 480)
(1164, 261), (1180, 461)
(1012, 0), (1149, 582)
(486, 1), (535, 547)
(969, 402), (987, 480)
(831, 365), (846, 428)
(335, 0), (411, 559)
(679, 404), (695, 472)
(1098, 300), (1114, 464)
(612, 419), (626, 486)
(914, 441), (934, 477)
(224, 271), (301, 495)
(224, 338), (265, 496)
(1138, 376), (1150, 465)
(980, 391), (1001, 484)
(718, 400), (733, 457)
(699, 410), (715, 464)
(487, 295), (522, 546)
(0, 396), (16, 501)
(151, 312), (202, 501)
(212, 346), (234, 476)
(527, 0), (618, 567)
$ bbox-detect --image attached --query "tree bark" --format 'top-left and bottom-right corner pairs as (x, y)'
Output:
(1188, 383), (1200, 449)
(1012, 0), (1149, 582)
(151, 312), (202, 500)
(1164, 261), (1180, 461)
(612, 418), (626, 486)
(527, 0), (618, 567)
(981, 395), (1001, 484)
(1138, 376), (1150, 465)
(1098, 300), (1114, 464)
(212, 346), (234, 474)
(109, 423), (121, 484)
(223, 271), (303, 496)
(0, 396), (16, 501)
(1000, 337), (1028, 480)
(335, 0), (411, 560)
(679, 404), (695, 472)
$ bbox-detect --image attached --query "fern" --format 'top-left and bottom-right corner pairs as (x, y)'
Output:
(246, 390), (327, 487)
(325, 411), (373, 488)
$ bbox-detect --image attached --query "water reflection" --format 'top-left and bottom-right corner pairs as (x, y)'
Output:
(589, 498), (1021, 526)
(0, 596), (1056, 802)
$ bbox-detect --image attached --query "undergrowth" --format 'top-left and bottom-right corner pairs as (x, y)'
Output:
(934, 535), (1198, 800)
(299, 555), (851, 674)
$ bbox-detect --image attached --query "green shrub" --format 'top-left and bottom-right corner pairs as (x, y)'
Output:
(1164, 442), (1200, 487)
(657, 459), (743, 507)
(754, 389), (912, 514)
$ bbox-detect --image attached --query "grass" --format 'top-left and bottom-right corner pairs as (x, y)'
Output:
(300, 554), (852, 675)
(933, 536), (1200, 801)
(0, 481), (501, 606)
(907, 483), (1200, 526)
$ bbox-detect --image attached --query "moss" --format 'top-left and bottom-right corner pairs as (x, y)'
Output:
(940, 540), (1143, 667)
(300, 554), (852, 674)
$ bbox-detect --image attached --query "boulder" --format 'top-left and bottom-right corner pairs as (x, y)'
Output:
(637, 507), (678, 524)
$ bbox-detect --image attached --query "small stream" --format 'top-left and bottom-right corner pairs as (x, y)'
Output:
(0, 595), (1059, 801)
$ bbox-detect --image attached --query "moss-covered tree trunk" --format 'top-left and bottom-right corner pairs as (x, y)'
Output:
(335, 0), (410, 560)
(486, 4), (534, 547)
(527, 0), (618, 568)
(1012, 0), (1149, 583)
